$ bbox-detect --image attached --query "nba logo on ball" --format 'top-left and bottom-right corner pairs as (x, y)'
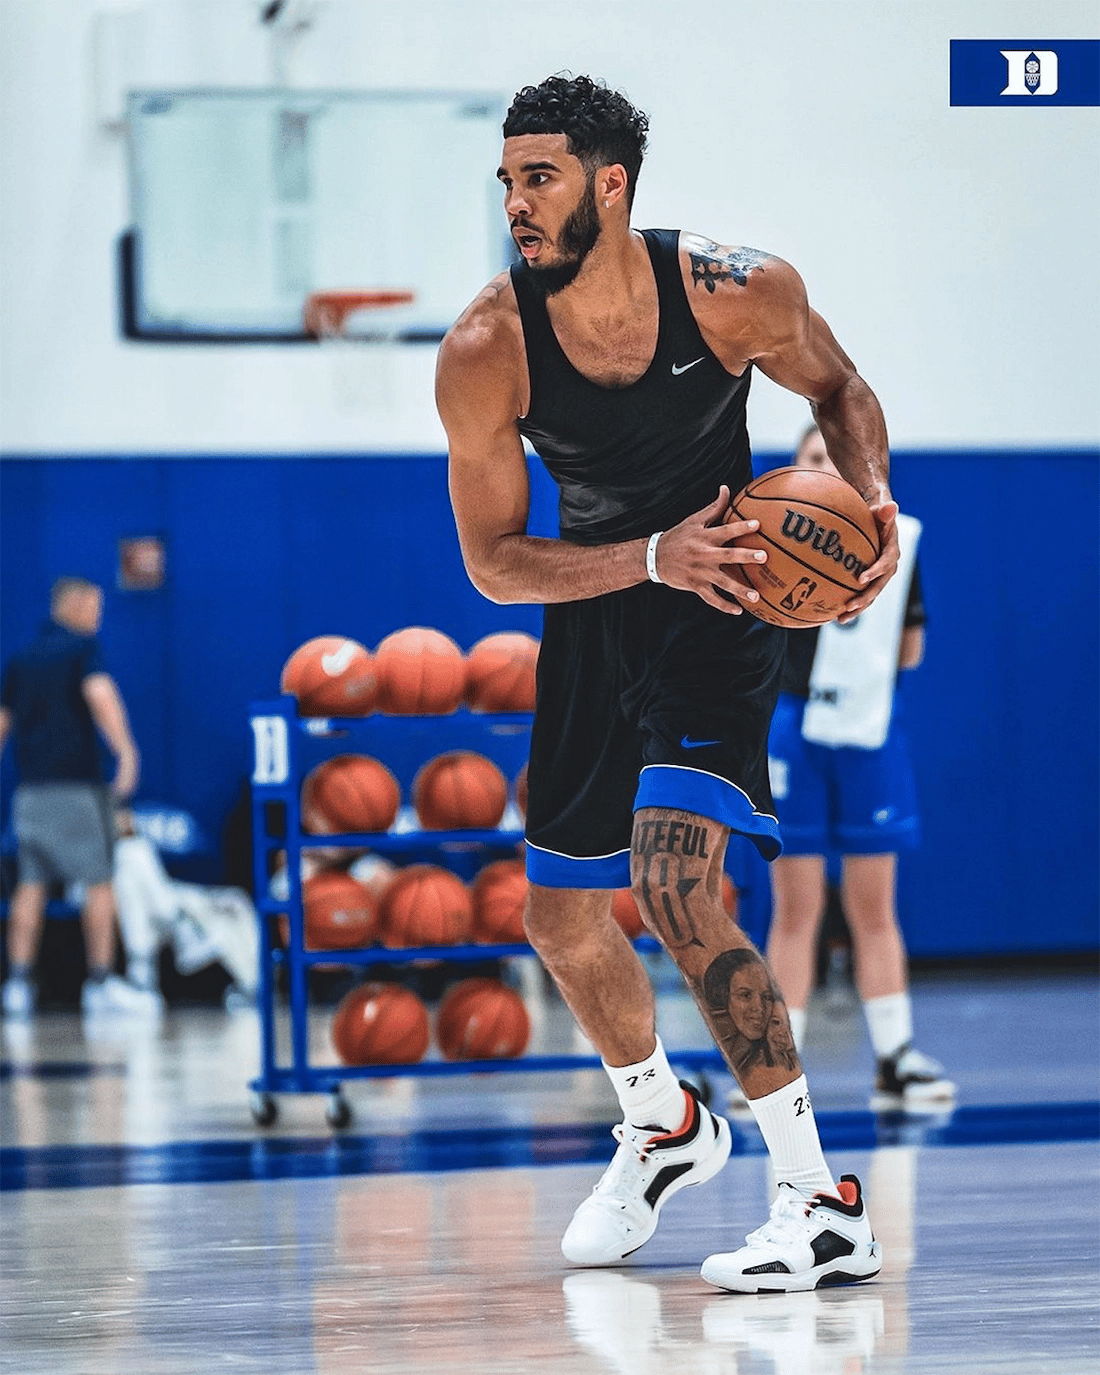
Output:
(1000, 50), (1058, 95)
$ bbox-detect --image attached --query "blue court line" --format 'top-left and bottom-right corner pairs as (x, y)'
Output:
(0, 1060), (126, 1081)
(1, 1100), (1096, 1192)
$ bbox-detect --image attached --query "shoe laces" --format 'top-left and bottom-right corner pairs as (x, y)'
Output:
(593, 1122), (664, 1196)
(744, 1183), (813, 1248)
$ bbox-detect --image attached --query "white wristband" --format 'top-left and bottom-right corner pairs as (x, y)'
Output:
(645, 531), (664, 584)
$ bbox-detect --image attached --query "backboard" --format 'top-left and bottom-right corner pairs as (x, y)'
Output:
(120, 88), (513, 342)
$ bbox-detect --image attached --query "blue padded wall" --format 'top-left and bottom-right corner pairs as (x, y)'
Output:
(2, 449), (1097, 957)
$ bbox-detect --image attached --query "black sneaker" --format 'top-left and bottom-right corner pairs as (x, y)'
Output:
(872, 1044), (956, 1109)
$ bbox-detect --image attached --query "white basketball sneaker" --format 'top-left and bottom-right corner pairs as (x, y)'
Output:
(81, 974), (165, 1018)
(701, 1175), (881, 1293)
(561, 1082), (732, 1265)
(871, 1044), (957, 1110)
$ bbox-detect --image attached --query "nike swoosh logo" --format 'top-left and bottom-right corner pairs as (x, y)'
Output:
(321, 642), (357, 676)
(681, 735), (722, 749)
(671, 357), (705, 376)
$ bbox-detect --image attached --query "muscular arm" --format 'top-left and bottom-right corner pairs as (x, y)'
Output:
(685, 236), (899, 615)
(435, 280), (764, 613)
(82, 673), (140, 798)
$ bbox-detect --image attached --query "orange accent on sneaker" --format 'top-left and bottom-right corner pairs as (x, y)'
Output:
(835, 1179), (858, 1206)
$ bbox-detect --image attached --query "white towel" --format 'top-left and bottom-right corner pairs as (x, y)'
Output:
(801, 512), (922, 750)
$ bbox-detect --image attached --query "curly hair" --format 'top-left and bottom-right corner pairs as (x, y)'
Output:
(503, 74), (649, 208)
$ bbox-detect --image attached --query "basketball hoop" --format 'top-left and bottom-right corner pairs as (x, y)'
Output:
(303, 289), (416, 413)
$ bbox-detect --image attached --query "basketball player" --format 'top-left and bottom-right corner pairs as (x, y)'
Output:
(436, 74), (899, 1293)
(764, 425), (955, 1108)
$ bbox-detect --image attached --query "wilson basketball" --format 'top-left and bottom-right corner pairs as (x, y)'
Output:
(463, 632), (539, 713)
(413, 751), (508, 830)
(301, 755), (401, 835)
(374, 626), (466, 715)
(301, 869), (379, 949)
(280, 635), (378, 716)
(377, 863), (473, 948)
(331, 982), (431, 1065)
(722, 467), (880, 628)
(470, 858), (528, 943)
(436, 978), (531, 1060)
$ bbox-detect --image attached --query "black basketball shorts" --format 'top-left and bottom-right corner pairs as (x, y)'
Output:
(524, 580), (785, 888)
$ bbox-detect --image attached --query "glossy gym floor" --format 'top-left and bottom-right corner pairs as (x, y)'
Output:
(2, 956), (1098, 1375)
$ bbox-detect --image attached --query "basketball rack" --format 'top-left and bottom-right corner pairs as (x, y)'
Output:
(246, 696), (727, 1129)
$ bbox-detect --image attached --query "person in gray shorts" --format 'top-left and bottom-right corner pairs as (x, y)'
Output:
(0, 577), (159, 1017)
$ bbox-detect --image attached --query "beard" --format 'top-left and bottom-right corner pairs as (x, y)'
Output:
(518, 176), (602, 299)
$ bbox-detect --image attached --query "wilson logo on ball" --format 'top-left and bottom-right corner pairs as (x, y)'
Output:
(779, 510), (870, 577)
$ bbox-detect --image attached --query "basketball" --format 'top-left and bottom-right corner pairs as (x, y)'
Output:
(300, 869), (379, 949)
(514, 762), (529, 820)
(280, 635), (378, 716)
(377, 863), (474, 948)
(436, 978), (531, 1060)
(721, 466), (880, 628)
(331, 982), (431, 1065)
(373, 626), (466, 715)
(470, 858), (528, 943)
(413, 751), (508, 830)
(301, 754), (401, 835)
(611, 873), (737, 939)
(610, 887), (647, 939)
(347, 852), (399, 903)
(463, 632), (539, 713)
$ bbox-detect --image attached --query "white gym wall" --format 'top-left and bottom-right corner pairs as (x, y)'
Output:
(1, 0), (1097, 454)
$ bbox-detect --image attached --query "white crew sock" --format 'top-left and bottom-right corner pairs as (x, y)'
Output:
(749, 1074), (836, 1196)
(603, 1035), (688, 1132)
(863, 992), (913, 1060)
(787, 1006), (808, 1052)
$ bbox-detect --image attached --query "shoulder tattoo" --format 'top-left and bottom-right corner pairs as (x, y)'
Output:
(688, 241), (774, 293)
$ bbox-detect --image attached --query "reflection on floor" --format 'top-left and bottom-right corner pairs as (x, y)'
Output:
(2, 960), (1098, 1374)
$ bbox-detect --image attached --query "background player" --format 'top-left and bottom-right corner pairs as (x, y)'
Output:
(0, 577), (160, 1018)
(436, 73), (898, 1292)
(763, 425), (955, 1108)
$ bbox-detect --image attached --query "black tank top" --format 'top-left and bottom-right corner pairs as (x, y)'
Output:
(512, 227), (754, 546)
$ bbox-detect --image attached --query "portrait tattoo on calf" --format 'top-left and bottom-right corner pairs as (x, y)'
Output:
(702, 947), (800, 1078)
(688, 242), (773, 293)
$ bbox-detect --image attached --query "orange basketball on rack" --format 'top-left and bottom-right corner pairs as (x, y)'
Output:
(514, 762), (529, 821)
(280, 635), (378, 716)
(377, 864), (474, 948)
(611, 887), (647, 939)
(463, 632), (539, 713)
(721, 467), (880, 628)
(610, 873), (738, 940)
(470, 859), (528, 943)
(414, 751), (508, 830)
(373, 627), (466, 715)
(300, 870), (379, 949)
(301, 755), (401, 835)
(331, 982), (431, 1065)
(437, 978), (531, 1060)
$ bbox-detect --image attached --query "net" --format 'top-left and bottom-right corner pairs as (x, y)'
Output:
(303, 289), (416, 413)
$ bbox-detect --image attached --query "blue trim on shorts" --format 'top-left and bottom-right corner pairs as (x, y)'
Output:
(634, 764), (782, 861)
(524, 843), (632, 889)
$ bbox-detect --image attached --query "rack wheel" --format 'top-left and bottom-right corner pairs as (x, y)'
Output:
(325, 1091), (352, 1129)
(250, 1091), (278, 1127)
